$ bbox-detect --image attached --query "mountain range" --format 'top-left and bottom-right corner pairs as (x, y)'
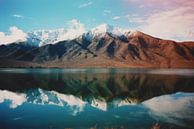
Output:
(0, 24), (194, 68)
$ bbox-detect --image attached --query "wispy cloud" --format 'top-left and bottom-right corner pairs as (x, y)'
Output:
(12, 14), (24, 19)
(112, 16), (120, 20)
(140, 7), (194, 41)
(78, 1), (93, 8)
(103, 10), (111, 16)
(125, 0), (194, 8)
(12, 14), (33, 20)
(124, 0), (194, 41)
(104, 10), (111, 13)
(126, 14), (145, 24)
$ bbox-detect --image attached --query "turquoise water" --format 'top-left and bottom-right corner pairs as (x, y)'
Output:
(0, 68), (194, 129)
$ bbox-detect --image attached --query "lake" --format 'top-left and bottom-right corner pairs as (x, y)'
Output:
(0, 68), (194, 129)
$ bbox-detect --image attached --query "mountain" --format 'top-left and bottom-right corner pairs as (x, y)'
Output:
(26, 24), (128, 47)
(27, 28), (69, 47)
(0, 24), (194, 68)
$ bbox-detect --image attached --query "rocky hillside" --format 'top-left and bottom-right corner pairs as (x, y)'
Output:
(0, 30), (194, 68)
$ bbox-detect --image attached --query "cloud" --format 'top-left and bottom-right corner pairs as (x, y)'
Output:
(126, 14), (145, 24)
(78, 1), (93, 8)
(124, 0), (194, 41)
(140, 7), (194, 41)
(125, 0), (194, 9)
(58, 19), (86, 41)
(12, 14), (24, 19)
(12, 14), (33, 20)
(128, 17), (144, 24)
(103, 10), (112, 16)
(0, 90), (27, 108)
(0, 26), (27, 45)
(112, 16), (120, 20)
(143, 92), (194, 127)
(104, 10), (111, 13)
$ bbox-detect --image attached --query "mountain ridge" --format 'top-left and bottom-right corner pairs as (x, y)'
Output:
(25, 24), (131, 47)
(0, 25), (194, 68)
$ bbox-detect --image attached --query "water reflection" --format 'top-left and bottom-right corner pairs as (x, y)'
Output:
(0, 68), (194, 103)
(0, 68), (194, 129)
(0, 89), (194, 129)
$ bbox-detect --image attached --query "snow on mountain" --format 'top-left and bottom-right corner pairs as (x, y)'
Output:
(0, 24), (132, 47)
(27, 29), (66, 47)
(0, 89), (138, 112)
(27, 19), (86, 47)
(27, 27), (86, 47)
(84, 24), (129, 40)
(26, 24), (130, 47)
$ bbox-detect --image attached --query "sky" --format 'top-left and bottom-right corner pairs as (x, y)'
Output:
(0, 0), (194, 41)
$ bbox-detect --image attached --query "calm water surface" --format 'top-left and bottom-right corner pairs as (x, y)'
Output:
(0, 68), (194, 129)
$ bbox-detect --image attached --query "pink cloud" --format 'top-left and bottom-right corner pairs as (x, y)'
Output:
(140, 6), (194, 41)
(124, 0), (194, 41)
(125, 0), (194, 9)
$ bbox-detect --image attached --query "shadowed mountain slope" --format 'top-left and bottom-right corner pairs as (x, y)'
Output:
(0, 31), (194, 68)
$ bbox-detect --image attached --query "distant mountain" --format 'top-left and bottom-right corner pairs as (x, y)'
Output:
(0, 24), (194, 68)
(26, 24), (128, 47)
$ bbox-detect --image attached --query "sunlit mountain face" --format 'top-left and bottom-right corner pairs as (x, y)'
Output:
(0, 68), (194, 129)
(0, 29), (194, 68)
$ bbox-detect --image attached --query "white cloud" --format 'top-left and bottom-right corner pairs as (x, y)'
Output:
(103, 10), (111, 13)
(0, 90), (27, 108)
(58, 19), (86, 41)
(103, 10), (112, 16)
(112, 16), (120, 20)
(12, 14), (33, 20)
(143, 92), (194, 126)
(0, 26), (27, 45)
(12, 14), (24, 19)
(140, 7), (194, 41)
(127, 15), (145, 24)
(78, 1), (93, 8)
(103, 9), (112, 16)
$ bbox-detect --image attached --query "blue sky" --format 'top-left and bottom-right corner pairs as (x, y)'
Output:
(0, 0), (135, 31)
(0, 0), (194, 41)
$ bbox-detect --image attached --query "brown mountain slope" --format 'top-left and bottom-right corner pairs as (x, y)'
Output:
(0, 31), (194, 68)
(52, 31), (194, 68)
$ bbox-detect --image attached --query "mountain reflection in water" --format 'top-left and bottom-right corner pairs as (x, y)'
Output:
(0, 68), (194, 102)
(0, 68), (194, 129)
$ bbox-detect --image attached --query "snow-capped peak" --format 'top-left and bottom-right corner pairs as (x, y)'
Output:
(82, 24), (129, 41)
(27, 28), (67, 47)
(125, 30), (142, 37)
(0, 23), (140, 47)
(27, 19), (86, 47)
(26, 24), (131, 47)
